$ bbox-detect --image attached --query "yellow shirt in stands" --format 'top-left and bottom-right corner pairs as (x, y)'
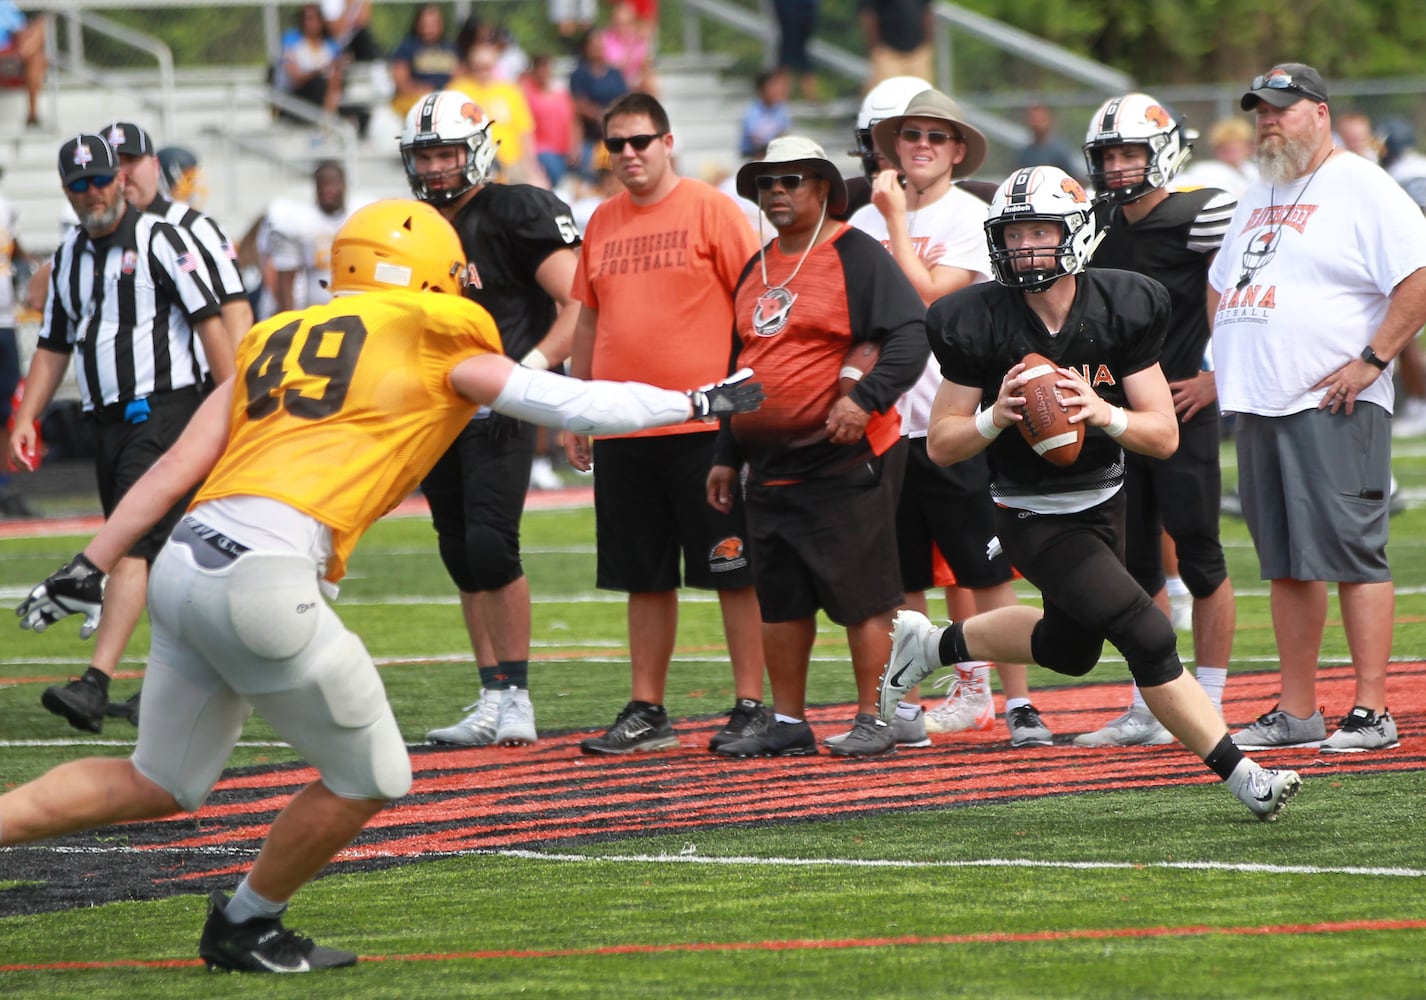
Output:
(447, 76), (534, 168)
(196, 290), (503, 581)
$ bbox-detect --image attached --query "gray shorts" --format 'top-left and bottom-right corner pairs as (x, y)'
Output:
(133, 523), (412, 811)
(1235, 404), (1392, 582)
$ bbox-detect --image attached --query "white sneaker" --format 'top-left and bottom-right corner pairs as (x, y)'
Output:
(1169, 593), (1192, 632)
(1391, 397), (1426, 438)
(426, 688), (501, 746)
(528, 456), (563, 491)
(923, 668), (994, 734)
(1073, 706), (1173, 747)
(495, 687), (538, 746)
(878, 610), (941, 721)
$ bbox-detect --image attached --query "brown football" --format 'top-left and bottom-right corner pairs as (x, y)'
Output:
(1016, 352), (1083, 466)
(840, 340), (881, 396)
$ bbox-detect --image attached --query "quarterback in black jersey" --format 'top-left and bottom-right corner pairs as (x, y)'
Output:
(399, 90), (583, 749)
(879, 166), (1302, 822)
(1078, 92), (1239, 747)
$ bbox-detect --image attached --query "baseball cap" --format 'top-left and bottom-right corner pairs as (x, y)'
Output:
(1240, 63), (1329, 111)
(58, 134), (121, 187)
(99, 121), (155, 158)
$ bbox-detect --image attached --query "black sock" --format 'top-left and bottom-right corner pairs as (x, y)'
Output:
(631, 700), (665, 716)
(1203, 734), (1245, 782)
(477, 665), (501, 689)
(495, 660), (529, 689)
(936, 621), (972, 667)
(82, 666), (110, 697)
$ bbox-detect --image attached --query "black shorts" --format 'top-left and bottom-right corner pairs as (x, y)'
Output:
(93, 390), (203, 562)
(1124, 407), (1228, 599)
(592, 432), (754, 592)
(745, 441), (906, 626)
(896, 438), (1012, 592)
(996, 490), (1181, 687)
(421, 413), (536, 591)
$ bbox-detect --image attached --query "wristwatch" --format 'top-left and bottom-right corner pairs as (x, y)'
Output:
(1360, 345), (1389, 370)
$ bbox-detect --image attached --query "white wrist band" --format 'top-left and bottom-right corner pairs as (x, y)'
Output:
(1105, 405), (1129, 438)
(839, 366), (865, 382)
(520, 347), (551, 371)
(974, 407), (1003, 440)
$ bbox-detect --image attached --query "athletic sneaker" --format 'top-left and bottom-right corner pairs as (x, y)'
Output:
(1227, 765), (1303, 822)
(879, 609), (941, 721)
(1231, 706), (1326, 750)
(1006, 704), (1054, 748)
(892, 707), (932, 748)
(923, 669), (994, 734)
(708, 698), (768, 753)
(198, 891), (357, 973)
(580, 701), (680, 755)
(1320, 706), (1400, 753)
(105, 690), (142, 726)
(494, 688), (538, 746)
(41, 675), (106, 734)
(713, 718), (817, 758)
(425, 688), (501, 746)
(826, 713), (896, 758)
(1073, 706), (1173, 747)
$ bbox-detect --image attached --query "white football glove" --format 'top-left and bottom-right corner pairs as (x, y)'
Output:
(16, 553), (107, 639)
(688, 367), (765, 421)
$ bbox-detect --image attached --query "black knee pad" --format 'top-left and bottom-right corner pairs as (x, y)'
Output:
(1174, 535), (1228, 599)
(1030, 619), (1102, 677)
(1115, 601), (1184, 688)
(437, 527), (523, 593)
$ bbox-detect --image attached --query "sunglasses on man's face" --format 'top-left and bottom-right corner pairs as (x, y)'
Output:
(603, 133), (663, 154)
(898, 127), (961, 146)
(754, 173), (810, 192)
(66, 175), (117, 195)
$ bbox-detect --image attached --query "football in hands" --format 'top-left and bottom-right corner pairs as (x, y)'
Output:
(1016, 352), (1083, 466)
(840, 340), (881, 395)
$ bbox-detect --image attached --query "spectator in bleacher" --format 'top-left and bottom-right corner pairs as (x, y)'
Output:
(388, 3), (459, 119)
(1176, 117), (1258, 199)
(740, 68), (792, 158)
(523, 53), (580, 192)
(569, 29), (628, 182)
(549, 0), (596, 53)
(321, 0), (381, 64)
(1012, 103), (1082, 181)
(0, 165), (37, 518)
(603, 1), (656, 95)
(772, 0), (819, 102)
(449, 42), (545, 187)
(859, 0), (933, 92)
(275, 4), (348, 122)
(457, 17), (528, 83)
(0, 2), (45, 128)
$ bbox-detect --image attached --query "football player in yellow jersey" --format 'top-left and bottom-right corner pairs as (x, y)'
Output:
(4, 199), (763, 974)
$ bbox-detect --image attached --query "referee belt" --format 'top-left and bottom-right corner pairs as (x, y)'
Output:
(88, 387), (201, 426)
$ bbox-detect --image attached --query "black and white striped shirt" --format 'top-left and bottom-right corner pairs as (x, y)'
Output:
(147, 195), (247, 304)
(38, 205), (221, 411)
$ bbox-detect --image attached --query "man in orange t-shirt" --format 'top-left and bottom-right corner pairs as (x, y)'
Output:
(567, 92), (768, 755)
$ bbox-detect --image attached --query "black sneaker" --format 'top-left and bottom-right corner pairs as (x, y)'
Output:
(579, 701), (680, 755)
(708, 698), (767, 752)
(105, 690), (142, 725)
(1006, 704), (1054, 747)
(198, 891), (357, 973)
(0, 486), (39, 519)
(714, 718), (818, 758)
(41, 676), (106, 733)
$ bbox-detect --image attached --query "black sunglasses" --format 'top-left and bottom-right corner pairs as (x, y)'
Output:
(1249, 71), (1320, 100)
(603, 133), (663, 154)
(898, 128), (961, 146)
(66, 175), (117, 194)
(754, 173), (809, 192)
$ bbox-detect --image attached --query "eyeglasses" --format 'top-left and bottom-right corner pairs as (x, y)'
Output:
(603, 133), (663, 154)
(65, 175), (116, 194)
(753, 173), (809, 192)
(898, 128), (961, 146)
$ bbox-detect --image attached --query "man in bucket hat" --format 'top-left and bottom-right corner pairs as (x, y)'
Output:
(710, 136), (928, 758)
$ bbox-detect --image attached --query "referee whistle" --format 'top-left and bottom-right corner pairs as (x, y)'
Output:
(124, 398), (151, 425)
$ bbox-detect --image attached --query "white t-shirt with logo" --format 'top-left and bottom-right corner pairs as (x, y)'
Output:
(1208, 150), (1426, 416)
(850, 184), (991, 436)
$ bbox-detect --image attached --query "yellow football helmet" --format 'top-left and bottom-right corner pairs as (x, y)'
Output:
(328, 200), (466, 296)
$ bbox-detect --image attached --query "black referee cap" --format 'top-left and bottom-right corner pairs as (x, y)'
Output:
(99, 121), (156, 158)
(58, 134), (120, 186)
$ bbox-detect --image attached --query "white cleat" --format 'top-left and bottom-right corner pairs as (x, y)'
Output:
(878, 610), (941, 722)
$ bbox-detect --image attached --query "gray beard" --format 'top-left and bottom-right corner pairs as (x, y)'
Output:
(79, 196), (125, 236)
(1257, 134), (1315, 185)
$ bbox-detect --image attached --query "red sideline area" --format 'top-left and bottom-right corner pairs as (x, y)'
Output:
(0, 484), (595, 540)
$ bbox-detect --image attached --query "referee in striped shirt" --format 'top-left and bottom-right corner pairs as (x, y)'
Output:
(101, 121), (253, 354)
(8, 133), (236, 734)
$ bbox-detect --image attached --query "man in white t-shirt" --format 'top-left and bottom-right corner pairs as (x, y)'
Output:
(848, 87), (1050, 749)
(1208, 63), (1426, 754)
(265, 161), (362, 313)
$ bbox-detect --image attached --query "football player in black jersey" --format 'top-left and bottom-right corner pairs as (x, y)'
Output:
(880, 166), (1301, 821)
(400, 90), (583, 749)
(1074, 92), (1239, 748)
